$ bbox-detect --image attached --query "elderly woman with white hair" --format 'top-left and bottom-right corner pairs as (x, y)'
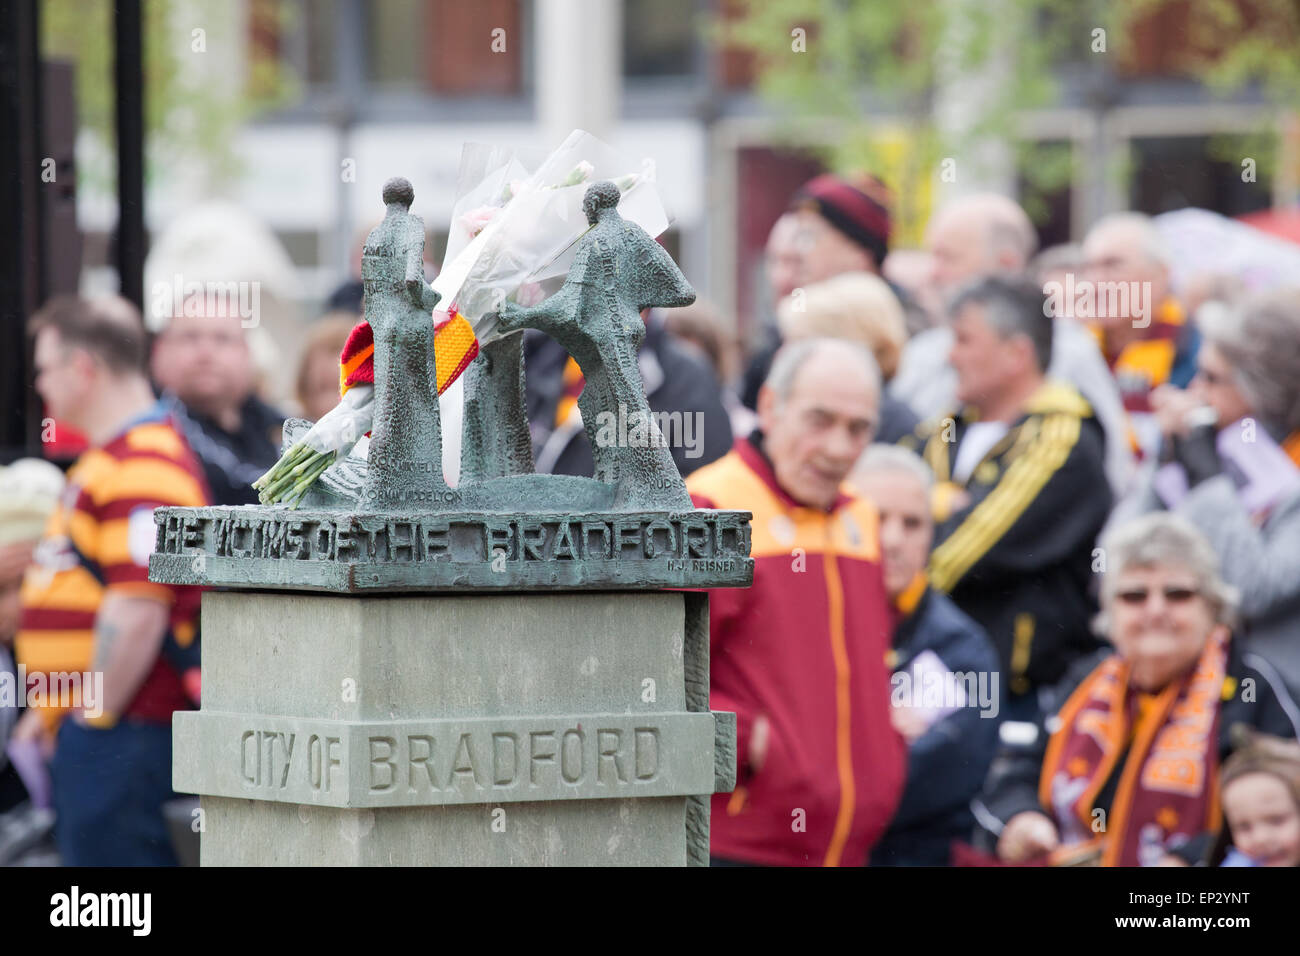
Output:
(974, 513), (1300, 867)
(1117, 288), (1300, 694)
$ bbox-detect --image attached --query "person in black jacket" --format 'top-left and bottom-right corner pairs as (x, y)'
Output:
(900, 277), (1112, 720)
(524, 309), (732, 478)
(854, 446), (1003, 866)
(972, 512), (1300, 867)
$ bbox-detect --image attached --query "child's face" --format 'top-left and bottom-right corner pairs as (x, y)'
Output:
(1223, 772), (1300, 867)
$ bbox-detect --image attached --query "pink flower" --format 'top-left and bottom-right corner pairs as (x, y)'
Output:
(458, 205), (500, 239)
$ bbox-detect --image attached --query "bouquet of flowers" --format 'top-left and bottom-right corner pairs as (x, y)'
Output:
(254, 130), (671, 507)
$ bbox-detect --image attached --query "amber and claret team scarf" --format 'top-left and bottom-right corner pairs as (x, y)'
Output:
(1091, 298), (1191, 460)
(1092, 298), (1188, 415)
(1039, 629), (1229, 867)
(337, 310), (479, 398)
(555, 355), (585, 428)
(1285, 431), (1300, 469)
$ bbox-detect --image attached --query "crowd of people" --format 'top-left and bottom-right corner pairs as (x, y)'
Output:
(685, 175), (1300, 868)
(3, 169), (1300, 869)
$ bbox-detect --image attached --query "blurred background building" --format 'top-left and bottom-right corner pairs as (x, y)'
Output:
(4, 0), (1299, 457)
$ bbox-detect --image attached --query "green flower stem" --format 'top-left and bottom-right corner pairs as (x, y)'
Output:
(253, 442), (311, 490)
(285, 454), (335, 509)
(266, 441), (309, 478)
(261, 458), (316, 503)
(265, 450), (332, 506)
(260, 466), (304, 502)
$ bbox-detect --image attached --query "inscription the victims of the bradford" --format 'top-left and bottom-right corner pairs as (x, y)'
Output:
(160, 513), (748, 563)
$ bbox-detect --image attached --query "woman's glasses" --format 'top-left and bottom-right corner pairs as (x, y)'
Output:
(1115, 585), (1200, 606)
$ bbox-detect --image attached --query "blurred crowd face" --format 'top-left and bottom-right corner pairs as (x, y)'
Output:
(949, 302), (1030, 409)
(300, 349), (343, 422)
(32, 327), (96, 428)
(151, 311), (255, 415)
(766, 209), (877, 305)
(925, 206), (992, 295)
(759, 349), (879, 510)
(926, 197), (1035, 303)
(855, 468), (932, 600)
(1191, 343), (1253, 428)
(884, 249), (941, 322)
(1222, 772), (1300, 867)
(1082, 221), (1170, 330)
(1107, 563), (1215, 692)
(790, 208), (876, 283)
(765, 213), (804, 302)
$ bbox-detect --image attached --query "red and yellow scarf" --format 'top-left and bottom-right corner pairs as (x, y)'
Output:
(1285, 431), (1300, 469)
(554, 356), (585, 428)
(1092, 298), (1187, 415)
(338, 310), (479, 398)
(1039, 630), (1228, 866)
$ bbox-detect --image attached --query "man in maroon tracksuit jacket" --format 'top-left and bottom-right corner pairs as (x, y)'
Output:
(688, 338), (906, 866)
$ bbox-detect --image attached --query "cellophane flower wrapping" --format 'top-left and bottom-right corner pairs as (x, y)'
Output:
(433, 128), (673, 344)
(254, 130), (671, 505)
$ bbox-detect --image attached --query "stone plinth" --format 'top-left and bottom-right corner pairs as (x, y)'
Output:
(174, 590), (735, 866)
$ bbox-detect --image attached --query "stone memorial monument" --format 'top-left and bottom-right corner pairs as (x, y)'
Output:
(150, 178), (750, 866)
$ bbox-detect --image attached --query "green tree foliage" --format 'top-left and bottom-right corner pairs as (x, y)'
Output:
(41, 0), (294, 192)
(719, 0), (1300, 233)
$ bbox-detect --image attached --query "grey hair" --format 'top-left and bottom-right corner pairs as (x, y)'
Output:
(1087, 211), (1171, 267)
(1094, 512), (1239, 637)
(1030, 242), (1083, 282)
(764, 336), (881, 401)
(948, 274), (1054, 373)
(854, 444), (935, 493)
(1198, 288), (1300, 436)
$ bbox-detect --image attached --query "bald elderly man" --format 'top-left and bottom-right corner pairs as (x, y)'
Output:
(689, 338), (905, 867)
(890, 193), (1132, 494)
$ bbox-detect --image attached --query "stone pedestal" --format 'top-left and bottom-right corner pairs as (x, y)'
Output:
(174, 590), (735, 866)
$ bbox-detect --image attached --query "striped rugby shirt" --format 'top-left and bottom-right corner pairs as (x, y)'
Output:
(17, 401), (210, 725)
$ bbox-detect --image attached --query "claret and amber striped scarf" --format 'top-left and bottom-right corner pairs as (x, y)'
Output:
(338, 309), (480, 398)
(1039, 629), (1229, 867)
(1093, 298), (1188, 415)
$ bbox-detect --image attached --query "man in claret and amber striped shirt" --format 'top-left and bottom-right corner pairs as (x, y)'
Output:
(14, 295), (210, 866)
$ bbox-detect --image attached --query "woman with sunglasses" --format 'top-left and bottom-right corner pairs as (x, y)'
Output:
(973, 513), (1300, 866)
(1114, 288), (1300, 696)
